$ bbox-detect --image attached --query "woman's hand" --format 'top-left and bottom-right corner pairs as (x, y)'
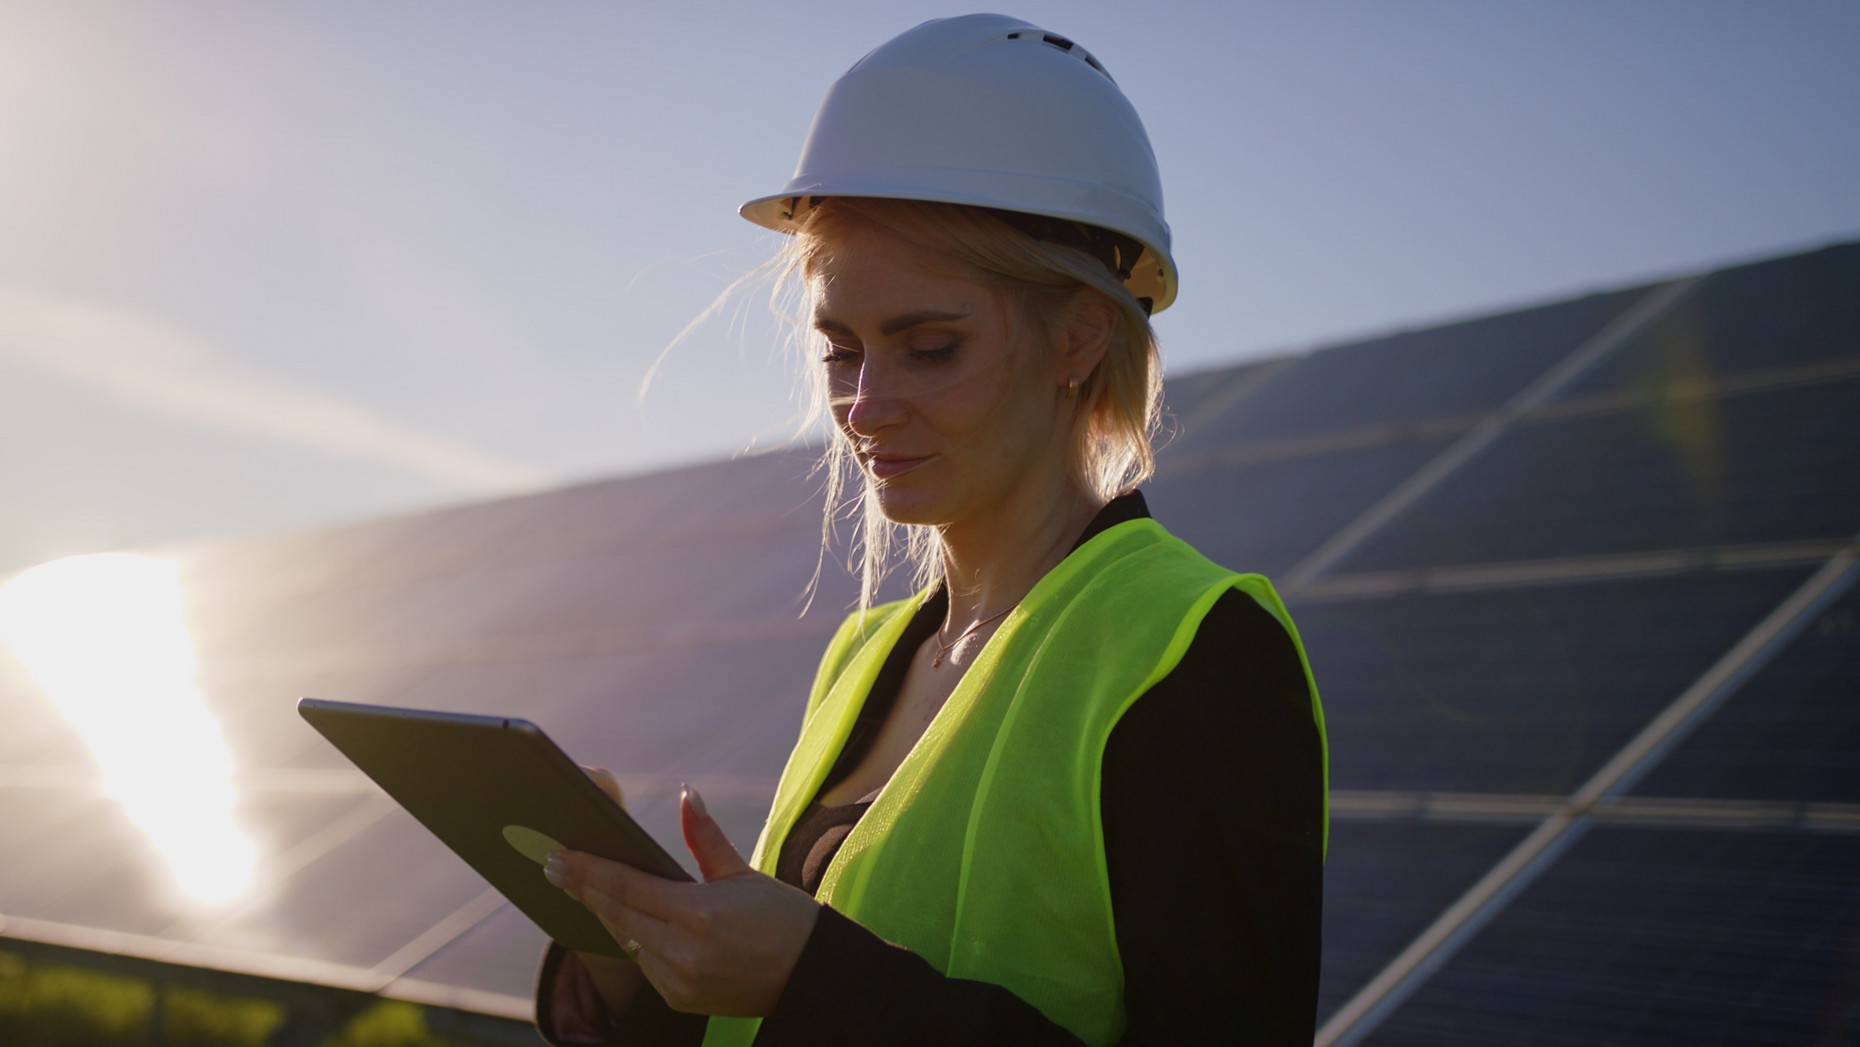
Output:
(546, 786), (822, 1018)
(562, 767), (649, 1018)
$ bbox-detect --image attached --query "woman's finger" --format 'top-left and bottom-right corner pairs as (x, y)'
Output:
(680, 786), (753, 882)
(582, 880), (674, 956)
(548, 849), (691, 924)
(547, 851), (675, 952)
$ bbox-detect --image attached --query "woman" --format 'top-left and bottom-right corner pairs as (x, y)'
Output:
(536, 15), (1327, 1046)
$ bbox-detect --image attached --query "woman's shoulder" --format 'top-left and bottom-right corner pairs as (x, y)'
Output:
(1107, 585), (1325, 836)
(1174, 587), (1307, 701)
(1115, 585), (1318, 766)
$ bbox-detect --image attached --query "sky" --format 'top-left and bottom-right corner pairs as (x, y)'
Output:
(2, 0), (1856, 572)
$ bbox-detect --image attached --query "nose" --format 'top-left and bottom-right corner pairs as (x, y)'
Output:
(842, 362), (907, 439)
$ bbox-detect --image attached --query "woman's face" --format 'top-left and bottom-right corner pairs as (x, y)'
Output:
(812, 224), (1081, 528)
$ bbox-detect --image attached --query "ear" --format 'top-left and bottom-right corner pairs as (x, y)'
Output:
(1056, 289), (1118, 386)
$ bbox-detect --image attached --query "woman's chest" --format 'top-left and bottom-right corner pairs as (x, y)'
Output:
(819, 637), (965, 805)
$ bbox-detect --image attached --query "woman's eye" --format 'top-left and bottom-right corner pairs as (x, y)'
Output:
(907, 340), (958, 362)
(821, 343), (860, 364)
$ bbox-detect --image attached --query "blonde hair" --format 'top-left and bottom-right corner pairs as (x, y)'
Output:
(770, 197), (1163, 610)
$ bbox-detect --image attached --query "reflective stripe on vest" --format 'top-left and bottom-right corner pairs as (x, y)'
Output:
(702, 519), (1327, 1046)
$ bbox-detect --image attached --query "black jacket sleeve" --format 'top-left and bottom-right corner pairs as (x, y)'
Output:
(754, 588), (1325, 1046)
(1102, 589), (1325, 1044)
(535, 942), (707, 1047)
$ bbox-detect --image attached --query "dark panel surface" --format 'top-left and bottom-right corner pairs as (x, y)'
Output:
(1572, 241), (1860, 395)
(1146, 437), (1452, 578)
(1160, 359), (1281, 432)
(1633, 579), (1860, 803)
(401, 903), (547, 999)
(1187, 288), (1646, 447)
(1344, 375), (1860, 571)
(1319, 822), (1529, 1024)
(1304, 568), (1811, 795)
(1365, 827), (1860, 1047)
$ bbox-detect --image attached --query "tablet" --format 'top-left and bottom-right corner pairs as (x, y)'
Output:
(297, 697), (691, 957)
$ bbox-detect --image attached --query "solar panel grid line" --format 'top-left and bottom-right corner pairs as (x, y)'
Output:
(1353, 827), (1860, 1045)
(1313, 538), (1860, 1047)
(1155, 411), (1485, 476)
(1582, 798), (1860, 834)
(1280, 275), (1705, 593)
(234, 767), (380, 795)
(1162, 355), (1298, 447)
(374, 974), (532, 1022)
(1315, 810), (1592, 1047)
(155, 795), (401, 948)
(199, 611), (844, 680)
(173, 481), (827, 612)
(1328, 791), (1860, 833)
(1573, 542), (1860, 808)
(0, 766), (392, 798)
(1156, 350), (1860, 483)
(1328, 792), (1562, 825)
(1528, 351), (1860, 427)
(364, 888), (510, 987)
(1294, 538), (1855, 602)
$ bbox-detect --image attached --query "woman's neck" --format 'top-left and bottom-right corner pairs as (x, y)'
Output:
(936, 477), (1104, 630)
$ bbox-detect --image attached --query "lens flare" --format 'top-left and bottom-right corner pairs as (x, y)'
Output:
(0, 553), (254, 902)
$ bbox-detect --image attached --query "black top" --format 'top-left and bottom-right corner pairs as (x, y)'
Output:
(535, 492), (1325, 1046)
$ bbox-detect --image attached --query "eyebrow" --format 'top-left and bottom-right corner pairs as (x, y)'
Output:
(813, 309), (972, 337)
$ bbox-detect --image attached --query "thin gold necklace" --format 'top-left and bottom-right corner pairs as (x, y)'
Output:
(930, 605), (1014, 668)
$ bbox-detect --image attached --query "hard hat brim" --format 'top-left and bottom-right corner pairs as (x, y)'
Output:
(740, 182), (1178, 314)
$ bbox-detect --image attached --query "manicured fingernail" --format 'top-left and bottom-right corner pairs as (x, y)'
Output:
(682, 784), (708, 819)
(543, 853), (567, 887)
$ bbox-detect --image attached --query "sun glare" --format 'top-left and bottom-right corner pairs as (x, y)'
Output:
(0, 553), (254, 903)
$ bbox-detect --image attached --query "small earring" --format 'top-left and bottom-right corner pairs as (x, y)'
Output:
(1065, 377), (1080, 398)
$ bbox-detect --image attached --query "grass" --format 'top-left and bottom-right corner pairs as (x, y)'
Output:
(0, 950), (471, 1046)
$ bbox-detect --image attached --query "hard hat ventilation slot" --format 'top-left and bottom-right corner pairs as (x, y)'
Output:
(1003, 31), (1113, 81)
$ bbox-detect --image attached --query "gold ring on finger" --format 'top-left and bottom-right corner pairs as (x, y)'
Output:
(622, 938), (642, 959)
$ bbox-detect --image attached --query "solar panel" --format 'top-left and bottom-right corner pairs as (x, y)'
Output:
(5, 240), (1856, 1039)
(180, 810), (486, 969)
(1301, 568), (1812, 795)
(0, 448), (847, 1018)
(0, 789), (148, 916)
(1161, 358), (1283, 431)
(1631, 582), (1860, 804)
(1361, 826), (1860, 1047)
(1340, 373), (1860, 571)
(1178, 288), (1649, 447)
(1317, 822), (1531, 1024)
(1147, 437), (1456, 577)
(399, 903), (548, 1003)
(1571, 241), (1860, 396)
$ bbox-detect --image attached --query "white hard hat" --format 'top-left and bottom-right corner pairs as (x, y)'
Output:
(741, 14), (1178, 314)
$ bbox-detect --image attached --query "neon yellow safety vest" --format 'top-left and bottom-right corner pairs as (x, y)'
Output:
(702, 518), (1326, 1047)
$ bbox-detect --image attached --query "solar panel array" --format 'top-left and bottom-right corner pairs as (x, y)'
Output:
(2, 239), (1855, 1042)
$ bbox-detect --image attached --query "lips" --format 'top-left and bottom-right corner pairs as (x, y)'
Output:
(861, 452), (934, 480)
